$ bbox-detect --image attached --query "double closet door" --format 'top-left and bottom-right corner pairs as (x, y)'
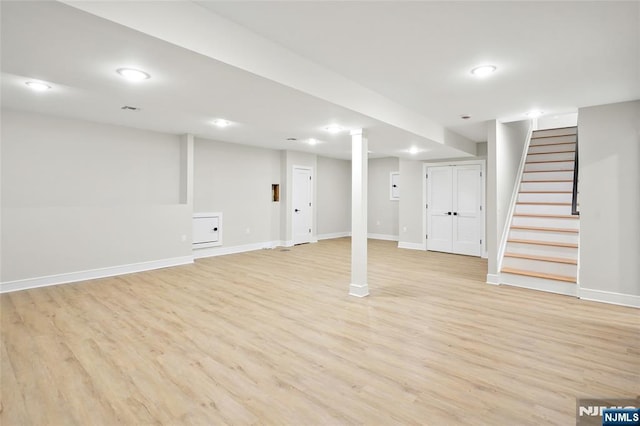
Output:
(427, 165), (482, 256)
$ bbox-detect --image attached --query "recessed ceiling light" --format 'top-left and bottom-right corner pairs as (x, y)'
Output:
(117, 68), (151, 81)
(324, 124), (344, 134)
(212, 118), (231, 128)
(525, 110), (544, 118)
(25, 81), (51, 91)
(470, 65), (497, 78)
(308, 138), (318, 145)
(408, 147), (419, 155)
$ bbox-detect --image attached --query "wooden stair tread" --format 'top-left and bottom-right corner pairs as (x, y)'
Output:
(511, 225), (579, 233)
(507, 239), (578, 248)
(513, 213), (579, 219)
(501, 267), (577, 283)
(527, 150), (575, 156)
(516, 202), (571, 205)
(521, 179), (573, 183)
(504, 252), (577, 265)
(526, 159), (575, 164)
(529, 141), (576, 148)
(519, 190), (572, 193)
(523, 169), (574, 173)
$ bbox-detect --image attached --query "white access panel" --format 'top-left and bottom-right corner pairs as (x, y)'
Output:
(193, 212), (222, 248)
(390, 172), (400, 200)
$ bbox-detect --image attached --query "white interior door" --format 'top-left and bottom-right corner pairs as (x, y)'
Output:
(427, 166), (453, 253)
(452, 165), (482, 256)
(292, 167), (312, 244)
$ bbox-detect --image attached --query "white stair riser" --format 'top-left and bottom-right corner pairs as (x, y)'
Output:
(522, 171), (574, 181)
(500, 273), (577, 296)
(509, 229), (579, 244)
(511, 216), (579, 229)
(532, 128), (577, 138)
(524, 161), (574, 172)
(515, 204), (572, 215)
(528, 143), (576, 154)
(527, 151), (575, 163)
(518, 192), (573, 203)
(520, 181), (573, 192)
(502, 257), (577, 278)
(505, 242), (578, 260)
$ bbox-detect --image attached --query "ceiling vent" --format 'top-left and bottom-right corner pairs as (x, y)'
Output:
(121, 105), (141, 111)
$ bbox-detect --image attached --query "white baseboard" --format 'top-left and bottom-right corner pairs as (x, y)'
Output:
(349, 283), (369, 297)
(500, 272), (577, 297)
(486, 273), (500, 285)
(368, 233), (399, 241)
(0, 255), (194, 294)
(317, 232), (351, 240)
(579, 288), (640, 308)
(193, 241), (282, 259)
(397, 241), (424, 250)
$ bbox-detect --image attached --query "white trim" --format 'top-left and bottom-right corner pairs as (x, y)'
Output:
(0, 256), (194, 294)
(193, 241), (280, 259)
(397, 241), (424, 250)
(497, 121), (534, 272)
(349, 283), (369, 297)
(423, 159), (486, 256)
(317, 231), (351, 240)
(486, 273), (501, 285)
(368, 233), (399, 241)
(579, 288), (640, 309)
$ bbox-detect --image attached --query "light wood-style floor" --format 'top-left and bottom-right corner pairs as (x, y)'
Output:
(1, 238), (638, 425)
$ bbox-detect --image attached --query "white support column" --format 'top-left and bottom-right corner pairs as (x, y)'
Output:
(350, 129), (369, 297)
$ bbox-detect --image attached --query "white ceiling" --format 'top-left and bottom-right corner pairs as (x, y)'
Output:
(2, 1), (638, 161)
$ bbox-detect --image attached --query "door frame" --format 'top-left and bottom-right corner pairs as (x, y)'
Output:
(423, 160), (486, 258)
(291, 165), (314, 245)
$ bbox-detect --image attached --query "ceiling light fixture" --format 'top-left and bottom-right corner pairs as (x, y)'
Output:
(308, 138), (318, 145)
(116, 68), (151, 82)
(525, 110), (544, 118)
(212, 118), (231, 128)
(470, 65), (497, 78)
(324, 124), (344, 134)
(408, 147), (419, 155)
(25, 81), (51, 91)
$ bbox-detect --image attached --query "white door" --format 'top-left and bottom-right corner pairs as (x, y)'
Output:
(452, 165), (482, 256)
(292, 167), (313, 244)
(427, 166), (453, 252)
(427, 165), (482, 256)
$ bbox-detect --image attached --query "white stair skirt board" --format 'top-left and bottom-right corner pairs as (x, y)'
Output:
(0, 256), (195, 294)
(531, 128), (577, 138)
(317, 232), (351, 240)
(500, 272), (577, 297)
(505, 242), (578, 259)
(502, 256), (577, 278)
(515, 204), (573, 215)
(522, 171), (574, 181)
(508, 229), (579, 244)
(368, 233), (399, 241)
(398, 241), (424, 250)
(579, 288), (640, 309)
(528, 143), (576, 154)
(520, 181), (573, 192)
(349, 283), (370, 297)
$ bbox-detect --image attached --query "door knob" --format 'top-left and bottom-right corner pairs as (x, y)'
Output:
(446, 212), (452, 215)
(453, 212), (458, 216)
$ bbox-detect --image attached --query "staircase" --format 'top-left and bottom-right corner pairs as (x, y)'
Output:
(500, 126), (579, 296)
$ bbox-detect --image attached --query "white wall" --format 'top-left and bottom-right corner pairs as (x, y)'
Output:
(368, 157), (399, 239)
(578, 100), (640, 300)
(1, 109), (192, 284)
(398, 159), (424, 246)
(194, 138), (281, 247)
(316, 156), (350, 237)
(486, 119), (531, 277)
